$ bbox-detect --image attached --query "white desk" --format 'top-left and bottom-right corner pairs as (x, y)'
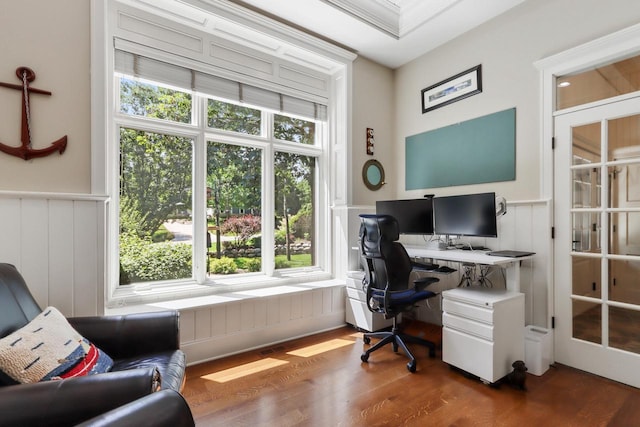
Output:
(404, 246), (533, 292)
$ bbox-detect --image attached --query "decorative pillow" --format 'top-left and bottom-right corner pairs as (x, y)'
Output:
(0, 307), (113, 383)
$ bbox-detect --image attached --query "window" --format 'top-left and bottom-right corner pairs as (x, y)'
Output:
(556, 53), (640, 110)
(114, 51), (327, 288)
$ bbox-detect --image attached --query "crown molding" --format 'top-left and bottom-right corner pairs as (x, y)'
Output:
(120, 0), (357, 70)
(321, 0), (400, 39)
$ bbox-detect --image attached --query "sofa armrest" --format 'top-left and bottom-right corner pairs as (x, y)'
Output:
(68, 311), (180, 359)
(0, 367), (160, 427)
(76, 389), (195, 427)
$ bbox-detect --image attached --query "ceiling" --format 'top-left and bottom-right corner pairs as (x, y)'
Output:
(230, 0), (527, 68)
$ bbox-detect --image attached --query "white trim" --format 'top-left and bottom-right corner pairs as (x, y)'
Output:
(91, 0), (108, 195)
(178, 0), (357, 65)
(108, 271), (334, 308)
(0, 190), (109, 202)
(536, 22), (640, 379)
(535, 22), (640, 200)
(94, 0), (355, 307)
(113, 40), (332, 110)
(554, 92), (640, 118)
(322, 0), (400, 38)
(106, 278), (345, 313)
(111, 1), (352, 99)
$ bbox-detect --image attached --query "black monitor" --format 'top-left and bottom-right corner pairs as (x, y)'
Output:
(375, 198), (434, 235)
(433, 192), (497, 238)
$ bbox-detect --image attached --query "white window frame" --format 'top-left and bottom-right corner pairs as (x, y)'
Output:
(91, 0), (355, 307)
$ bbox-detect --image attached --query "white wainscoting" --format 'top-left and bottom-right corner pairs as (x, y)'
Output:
(492, 199), (551, 328)
(0, 191), (108, 317)
(120, 282), (347, 365)
(179, 284), (346, 364)
(0, 191), (347, 366)
(0, 192), (550, 364)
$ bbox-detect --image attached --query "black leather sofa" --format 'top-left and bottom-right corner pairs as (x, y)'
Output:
(0, 263), (192, 426)
(76, 389), (195, 427)
(0, 369), (194, 426)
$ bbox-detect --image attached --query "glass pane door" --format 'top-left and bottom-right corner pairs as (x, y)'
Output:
(555, 96), (640, 387)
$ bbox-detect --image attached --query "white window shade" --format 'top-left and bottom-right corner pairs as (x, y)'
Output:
(197, 73), (241, 104)
(115, 50), (327, 121)
(241, 85), (280, 112)
(114, 50), (193, 90)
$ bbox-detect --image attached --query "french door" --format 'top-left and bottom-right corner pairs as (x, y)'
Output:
(554, 95), (640, 387)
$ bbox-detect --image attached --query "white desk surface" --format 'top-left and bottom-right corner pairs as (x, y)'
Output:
(404, 246), (533, 266)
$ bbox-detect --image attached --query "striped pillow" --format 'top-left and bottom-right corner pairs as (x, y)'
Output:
(0, 307), (113, 384)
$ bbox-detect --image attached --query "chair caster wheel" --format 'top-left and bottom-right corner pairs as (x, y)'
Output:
(407, 361), (416, 372)
(363, 336), (371, 345)
(361, 353), (369, 363)
(392, 343), (398, 353)
(429, 349), (436, 358)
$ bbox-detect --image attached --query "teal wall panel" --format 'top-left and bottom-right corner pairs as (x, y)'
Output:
(405, 108), (516, 190)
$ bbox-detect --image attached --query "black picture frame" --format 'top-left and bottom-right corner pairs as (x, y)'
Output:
(421, 65), (482, 113)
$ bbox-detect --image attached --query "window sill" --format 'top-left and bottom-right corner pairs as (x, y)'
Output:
(106, 270), (337, 311)
(105, 275), (345, 315)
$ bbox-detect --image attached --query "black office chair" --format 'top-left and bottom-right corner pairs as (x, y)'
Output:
(358, 214), (440, 372)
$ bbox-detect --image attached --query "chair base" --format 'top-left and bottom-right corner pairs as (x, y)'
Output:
(360, 318), (436, 373)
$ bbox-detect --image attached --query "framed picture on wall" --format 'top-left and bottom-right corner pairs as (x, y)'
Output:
(421, 65), (482, 113)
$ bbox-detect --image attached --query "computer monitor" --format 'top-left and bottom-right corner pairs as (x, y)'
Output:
(433, 192), (497, 238)
(375, 198), (434, 235)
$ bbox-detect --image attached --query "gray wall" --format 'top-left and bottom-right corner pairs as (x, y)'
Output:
(351, 0), (640, 205)
(4, 0), (640, 205)
(0, 0), (91, 193)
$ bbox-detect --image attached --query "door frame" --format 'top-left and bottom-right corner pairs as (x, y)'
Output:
(534, 23), (640, 335)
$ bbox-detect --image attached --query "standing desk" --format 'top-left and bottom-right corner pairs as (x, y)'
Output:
(404, 246), (533, 292)
(404, 246), (534, 384)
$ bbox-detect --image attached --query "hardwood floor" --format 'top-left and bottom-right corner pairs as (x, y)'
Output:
(183, 323), (640, 426)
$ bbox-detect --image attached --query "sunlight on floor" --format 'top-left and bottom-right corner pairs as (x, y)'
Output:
(201, 358), (289, 383)
(200, 336), (357, 383)
(286, 338), (355, 357)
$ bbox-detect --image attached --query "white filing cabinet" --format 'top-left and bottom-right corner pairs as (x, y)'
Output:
(345, 271), (394, 332)
(442, 287), (524, 384)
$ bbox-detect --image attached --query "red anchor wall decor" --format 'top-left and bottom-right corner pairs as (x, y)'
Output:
(0, 66), (67, 160)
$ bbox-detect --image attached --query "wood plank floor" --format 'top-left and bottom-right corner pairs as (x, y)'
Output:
(183, 323), (640, 426)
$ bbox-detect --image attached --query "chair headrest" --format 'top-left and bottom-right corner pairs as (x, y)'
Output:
(359, 214), (400, 242)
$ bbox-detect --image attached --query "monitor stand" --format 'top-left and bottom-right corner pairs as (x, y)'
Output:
(445, 235), (457, 249)
(426, 235), (455, 250)
(426, 240), (447, 250)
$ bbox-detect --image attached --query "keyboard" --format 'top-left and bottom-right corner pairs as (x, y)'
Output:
(487, 250), (535, 258)
(460, 245), (488, 251)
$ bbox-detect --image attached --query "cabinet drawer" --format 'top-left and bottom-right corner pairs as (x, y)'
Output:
(346, 286), (366, 301)
(443, 298), (494, 324)
(345, 297), (393, 332)
(346, 277), (363, 289)
(443, 327), (499, 383)
(442, 312), (494, 341)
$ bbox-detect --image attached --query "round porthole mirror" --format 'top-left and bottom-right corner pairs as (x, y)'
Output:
(362, 159), (385, 191)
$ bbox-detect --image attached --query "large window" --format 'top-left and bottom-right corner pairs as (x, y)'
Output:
(115, 54), (327, 287)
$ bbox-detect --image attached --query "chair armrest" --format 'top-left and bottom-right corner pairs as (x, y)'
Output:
(414, 276), (440, 292)
(68, 311), (180, 359)
(0, 367), (160, 427)
(76, 389), (195, 427)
